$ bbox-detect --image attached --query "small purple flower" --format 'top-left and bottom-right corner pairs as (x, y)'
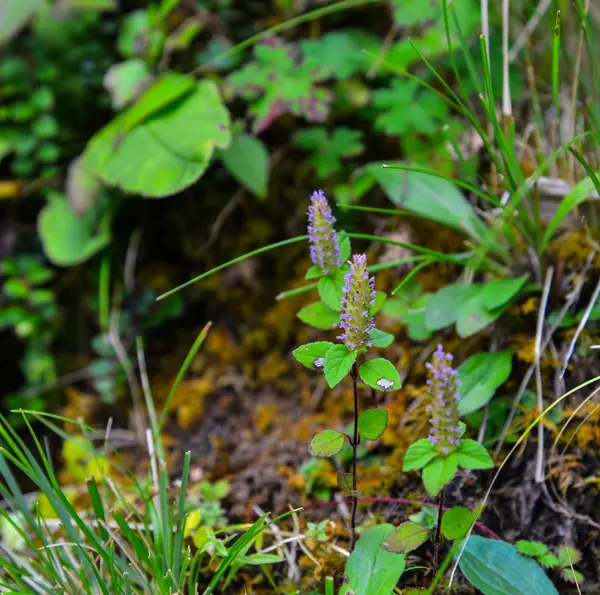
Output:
(307, 190), (342, 274)
(426, 344), (462, 456)
(337, 254), (376, 351)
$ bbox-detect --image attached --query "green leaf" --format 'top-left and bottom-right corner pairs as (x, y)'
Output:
(479, 276), (528, 310)
(0, 0), (43, 45)
(370, 164), (488, 242)
(558, 546), (582, 568)
(38, 193), (110, 267)
(422, 454), (458, 497)
(239, 553), (284, 565)
(459, 536), (559, 595)
(369, 328), (394, 348)
(338, 231), (351, 263)
(305, 265), (323, 280)
(358, 409), (388, 440)
(456, 292), (500, 337)
(309, 430), (345, 458)
(402, 438), (437, 471)
(292, 342), (334, 371)
(456, 439), (494, 470)
(103, 59), (153, 110)
(515, 541), (548, 558)
(318, 271), (345, 311)
(382, 521), (430, 554)
(324, 344), (357, 388)
(541, 174), (600, 250)
(82, 75), (231, 198)
(297, 301), (340, 330)
(458, 350), (513, 416)
(219, 133), (269, 199)
(370, 291), (387, 315)
(561, 568), (584, 584)
(538, 553), (559, 568)
(339, 524), (406, 595)
(441, 506), (473, 541)
(424, 284), (480, 331)
(359, 358), (401, 392)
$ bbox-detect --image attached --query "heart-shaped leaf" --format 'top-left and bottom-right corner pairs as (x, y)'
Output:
(324, 344), (357, 388)
(359, 358), (401, 392)
(358, 409), (388, 440)
(309, 429), (345, 457)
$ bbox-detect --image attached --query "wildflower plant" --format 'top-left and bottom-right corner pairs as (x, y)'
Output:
(403, 344), (493, 497)
(293, 190), (401, 550)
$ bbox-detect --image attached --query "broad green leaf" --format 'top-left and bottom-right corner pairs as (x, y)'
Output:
(339, 524), (406, 595)
(370, 291), (387, 315)
(538, 553), (559, 568)
(369, 328), (394, 348)
(82, 76), (231, 197)
(369, 164), (488, 242)
(0, 0), (43, 45)
(358, 409), (388, 440)
(402, 438), (437, 471)
(440, 506), (473, 541)
(422, 454), (458, 496)
(460, 536), (559, 595)
(297, 301), (340, 330)
(38, 193), (110, 267)
(424, 284), (480, 331)
(456, 292), (500, 337)
(382, 521), (430, 554)
(455, 439), (494, 470)
(479, 276), (528, 310)
(541, 174), (600, 251)
(338, 230), (351, 263)
(318, 271), (345, 311)
(458, 350), (513, 416)
(305, 265), (323, 280)
(103, 59), (153, 110)
(309, 429), (345, 458)
(292, 342), (334, 371)
(324, 344), (357, 388)
(515, 541), (548, 558)
(359, 358), (401, 392)
(219, 133), (269, 199)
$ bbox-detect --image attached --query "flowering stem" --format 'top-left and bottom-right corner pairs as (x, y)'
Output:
(433, 486), (446, 575)
(350, 362), (359, 551)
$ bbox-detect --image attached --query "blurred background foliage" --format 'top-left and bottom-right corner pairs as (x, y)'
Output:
(0, 0), (593, 418)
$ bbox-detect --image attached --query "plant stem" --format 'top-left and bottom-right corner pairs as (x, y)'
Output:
(350, 362), (360, 551)
(433, 487), (446, 575)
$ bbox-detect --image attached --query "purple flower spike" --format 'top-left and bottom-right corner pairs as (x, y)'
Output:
(337, 254), (376, 352)
(307, 190), (342, 274)
(427, 344), (462, 456)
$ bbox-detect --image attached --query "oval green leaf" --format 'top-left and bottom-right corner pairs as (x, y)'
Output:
(440, 506), (473, 541)
(358, 408), (388, 440)
(422, 454), (458, 497)
(297, 301), (340, 330)
(292, 341), (334, 370)
(369, 328), (394, 348)
(458, 350), (513, 416)
(324, 344), (357, 388)
(359, 358), (401, 392)
(424, 283), (480, 331)
(455, 439), (494, 470)
(309, 429), (345, 458)
(402, 438), (437, 471)
(318, 271), (345, 311)
(382, 521), (430, 554)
